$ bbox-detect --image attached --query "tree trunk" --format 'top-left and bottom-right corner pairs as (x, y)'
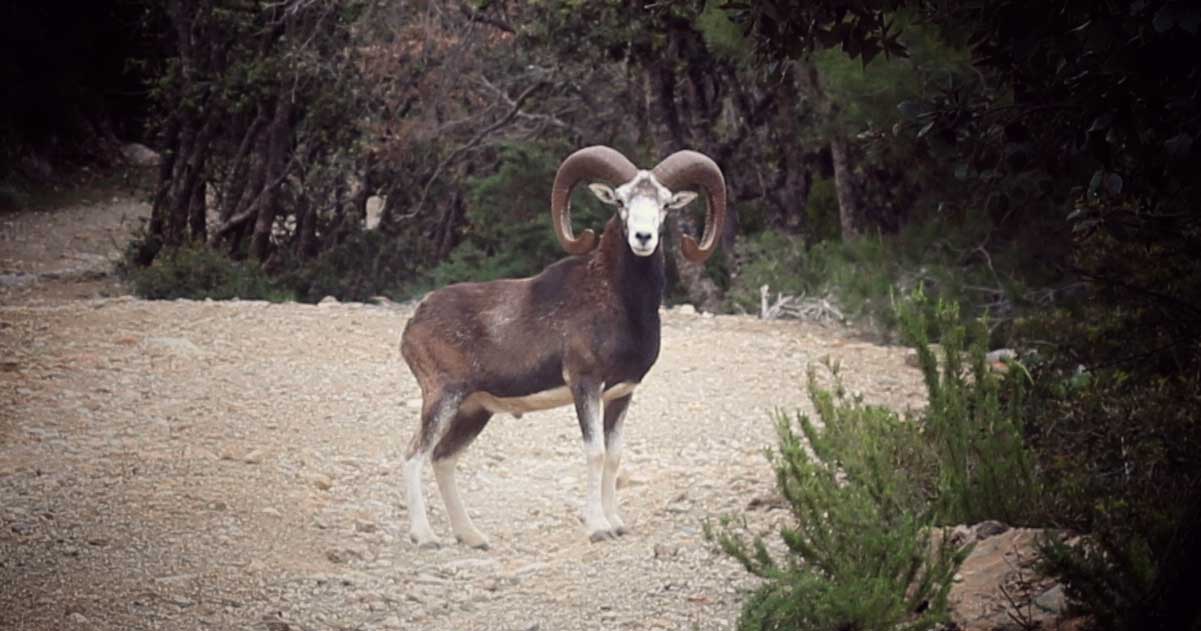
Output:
(249, 95), (293, 262)
(829, 134), (861, 239)
(646, 55), (723, 312)
(669, 214), (723, 313)
(798, 60), (862, 240)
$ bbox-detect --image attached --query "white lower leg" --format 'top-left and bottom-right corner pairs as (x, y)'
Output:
(405, 454), (438, 546)
(433, 455), (489, 548)
(602, 439), (624, 532)
(583, 439), (610, 539)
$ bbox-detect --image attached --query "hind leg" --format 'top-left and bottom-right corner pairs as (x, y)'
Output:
(432, 406), (493, 549)
(404, 390), (461, 548)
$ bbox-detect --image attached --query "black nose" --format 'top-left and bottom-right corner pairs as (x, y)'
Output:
(635, 231), (652, 245)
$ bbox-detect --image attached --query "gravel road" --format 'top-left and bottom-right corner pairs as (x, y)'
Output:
(0, 190), (927, 630)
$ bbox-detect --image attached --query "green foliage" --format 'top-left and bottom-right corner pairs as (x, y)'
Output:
(814, 15), (970, 133)
(710, 371), (963, 631)
(122, 244), (293, 302)
(696, 0), (749, 63)
(1038, 498), (1201, 631)
(713, 291), (1054, 629)
(1013, 308), (1201, 630)
(897, 287), (1039, 525)
(727, 228), (1003, 337)
(414, 142), (609, 290)
(280, 230), (417, 303)
(803, 177), (841, 243)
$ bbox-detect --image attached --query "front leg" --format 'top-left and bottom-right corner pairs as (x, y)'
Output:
(570, 377), (614, 541)
(602, 394), (631, 535)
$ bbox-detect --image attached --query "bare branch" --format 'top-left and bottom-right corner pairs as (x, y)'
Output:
(459, 3), (514, 33)
(405, 80), (550, 220)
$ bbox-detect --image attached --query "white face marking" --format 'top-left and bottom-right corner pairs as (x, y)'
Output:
(589, 173), (698, 258)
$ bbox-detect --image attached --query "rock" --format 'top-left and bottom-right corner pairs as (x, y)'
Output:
(366, 196), (385, 230)
(676, 304), (697, 315)
(0, 273), (36, 288)
(242, 449), (265, 464)
(904, 345), (943, 368)
(353, 519), (378, 534)
(120, 143), (160, 166)
(318, 296), (339, 306)
(325, 547), (363, 564)
(146, 336), (203, 356)
(413, 572), (448, 585)
(166, 594), (195, 607)
(305, 473), (333, 491)
(986, 348), (1017, 372)
(949, 524), (975, 547)
(974, 520), (1010, 539)
(949, 528), (1060, 631)
(1034, 584), (1066, 614)
(442, 558), (499, 573)
(653, 543), (679, 558)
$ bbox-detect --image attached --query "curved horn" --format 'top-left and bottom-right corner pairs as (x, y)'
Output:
(551, 146), (638, 255)
(652, 150), (727, 263)
(550, 146), (638, 254)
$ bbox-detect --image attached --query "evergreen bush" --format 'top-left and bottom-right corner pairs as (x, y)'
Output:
(123, 244), (293, 302)
(713, 290), (1044, 630)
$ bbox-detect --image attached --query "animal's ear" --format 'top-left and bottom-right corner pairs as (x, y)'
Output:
(588, 183), (621, 206)
(667, 190), (699, 209)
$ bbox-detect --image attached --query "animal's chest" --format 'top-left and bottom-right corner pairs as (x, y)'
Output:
(606, 321), (660, 384)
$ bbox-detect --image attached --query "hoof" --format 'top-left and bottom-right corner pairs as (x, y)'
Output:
(410, 533), (442, 549)
(589, 529), (617, 543)
(456, 533), (491, 550)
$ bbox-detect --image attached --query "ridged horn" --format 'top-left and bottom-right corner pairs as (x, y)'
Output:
(652, 150), (727, 263)
(551, 145), (638, 255)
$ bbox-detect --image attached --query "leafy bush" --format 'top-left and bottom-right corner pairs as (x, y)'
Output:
(712, 291), (1047, 630)
(1039, 497), (1201, 631)
(727, 231), (937, 331)
(123, 244), (293, 302)
(710, 364), (964, 631)
(1016, 311), (1201, 630)
(280, 230), (417, 303)
(410, 142), (609, 292)
(898, 287), (1040, 526)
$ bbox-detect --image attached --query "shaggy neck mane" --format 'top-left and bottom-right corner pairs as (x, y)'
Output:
(592, 216), (665, 324)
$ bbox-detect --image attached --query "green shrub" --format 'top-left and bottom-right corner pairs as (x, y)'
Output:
(710, 364), (964, 631)
(804, 177), (841, 243)
(728, 218), (1039, 344)
(408, 141), (609, 293)
(280, 230), (417, 303)
(1016, 318), (1201, 630)
(897, 287), (1040, 526)
(1039, 497), (1201, 631)
(713, 290), (1048, 630)
(123, 244), (293, 302)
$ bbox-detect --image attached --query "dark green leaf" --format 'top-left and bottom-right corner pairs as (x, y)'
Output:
(1152, 6), (1175, 32)
(897, 100), (927, 120)
(1165, 133), (1193, 158)
(1104, 173), (1123, 196)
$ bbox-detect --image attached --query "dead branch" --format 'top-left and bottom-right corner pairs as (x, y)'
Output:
(404, 80), (549, 220)
(759, 284), (846, 323)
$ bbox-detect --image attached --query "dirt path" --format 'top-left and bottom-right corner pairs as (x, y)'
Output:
(0, 190), (927, 630)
